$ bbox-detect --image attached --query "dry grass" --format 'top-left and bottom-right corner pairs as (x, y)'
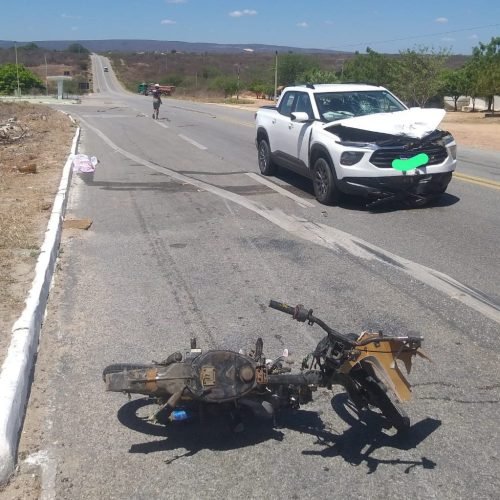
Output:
(0, 102), (74, 359)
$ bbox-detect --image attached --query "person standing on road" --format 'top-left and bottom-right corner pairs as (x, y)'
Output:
(152, 83), (162, 119)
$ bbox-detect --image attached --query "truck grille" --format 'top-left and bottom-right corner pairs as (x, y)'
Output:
(370, 144), (448, 168)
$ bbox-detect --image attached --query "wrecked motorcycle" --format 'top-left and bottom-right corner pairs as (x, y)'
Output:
(103, 300), (428, 432)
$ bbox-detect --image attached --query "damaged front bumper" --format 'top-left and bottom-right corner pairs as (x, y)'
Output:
(337, 172), (453, 199)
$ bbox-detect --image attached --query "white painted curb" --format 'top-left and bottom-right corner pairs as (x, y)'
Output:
(0, 124), (81, 485)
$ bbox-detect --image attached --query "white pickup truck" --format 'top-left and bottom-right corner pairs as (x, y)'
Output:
(255, 84), (457, 207)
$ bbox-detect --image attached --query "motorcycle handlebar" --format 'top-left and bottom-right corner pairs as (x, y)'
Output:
(268, 300), (297, 317)
(269, 299), (355, 348)
(268, 300), (310, 322)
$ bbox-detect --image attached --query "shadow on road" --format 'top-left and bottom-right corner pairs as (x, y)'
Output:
(298, 393), (440, 473)
(118, 398), (285, 459)
(116, 395), (440, 471)
(271, 168), (460, 213)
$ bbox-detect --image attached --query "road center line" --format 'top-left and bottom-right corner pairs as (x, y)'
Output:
(81, 114), (133, 118)
(178, 134), (208, 150)
(246, 172), (315, 208)
(454, 172), (500, 190)
(80, 118), (500, 325)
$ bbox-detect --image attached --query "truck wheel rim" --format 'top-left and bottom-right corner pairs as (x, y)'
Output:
(315, 162), (328, 195)
(259, 144), (268, 169)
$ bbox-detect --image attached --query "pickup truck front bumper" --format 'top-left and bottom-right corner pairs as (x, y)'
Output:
(337, 172), (453, 199)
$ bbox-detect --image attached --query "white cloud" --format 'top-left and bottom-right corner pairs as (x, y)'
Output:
(469, 34), (479, 40)
(441, 37), (455, 42)
(297, 21), (309, 28)
(229, 9), (257, 17)
(435, 17), (448, 24)
(161, 19), (177, 25)
(61, 13), (81, 19)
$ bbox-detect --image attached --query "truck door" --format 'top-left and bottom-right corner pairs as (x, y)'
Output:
(273, 91), (313, 170)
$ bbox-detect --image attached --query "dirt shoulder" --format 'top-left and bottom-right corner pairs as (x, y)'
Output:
(0, 102), (75, 367)
(441, 111), (500, 152)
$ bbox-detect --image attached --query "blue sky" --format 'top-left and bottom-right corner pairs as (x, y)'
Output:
(1, 0), (499, 54)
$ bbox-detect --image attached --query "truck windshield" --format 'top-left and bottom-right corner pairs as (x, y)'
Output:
(314, 91), (406, 123)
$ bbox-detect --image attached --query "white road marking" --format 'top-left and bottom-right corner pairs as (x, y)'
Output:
(155, 122), (169, 129)
(81, 114), (133, 118)
(246, 172), (314, 208)
(80, 119), (500, 325)
(178, 134), (208, 150)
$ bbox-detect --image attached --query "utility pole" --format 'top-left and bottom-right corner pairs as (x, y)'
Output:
(236, 63), (240, 101)
(14, 42), (21, 97)
(44, 54), (48, 96)
(274, 50), (278, 102)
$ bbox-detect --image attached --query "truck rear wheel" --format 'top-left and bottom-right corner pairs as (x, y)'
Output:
(257, 138), (276, 176)
(312, 157), (340, 205)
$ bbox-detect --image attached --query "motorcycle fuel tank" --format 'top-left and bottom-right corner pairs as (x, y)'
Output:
(188, 350), (259, 403)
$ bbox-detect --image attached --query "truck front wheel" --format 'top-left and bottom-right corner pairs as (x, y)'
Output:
(257, 138), (276, 176)
(312, 157), (340, 205)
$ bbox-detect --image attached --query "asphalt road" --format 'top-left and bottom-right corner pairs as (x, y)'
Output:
(11, 54), (500, 499)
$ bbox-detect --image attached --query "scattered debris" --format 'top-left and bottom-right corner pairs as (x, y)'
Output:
(16, 164), (37, 174)
(0, 118), (29, 143)
(71, 154), (98, 173)
(63, 218), (93, 230)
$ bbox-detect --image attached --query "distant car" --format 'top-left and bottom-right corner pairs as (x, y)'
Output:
(103, 67), (109, 72)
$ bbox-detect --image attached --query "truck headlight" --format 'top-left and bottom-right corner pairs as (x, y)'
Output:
(442, 133), (455, 145)
(340, 151), (364, 166)
(449, 145), (457, 160)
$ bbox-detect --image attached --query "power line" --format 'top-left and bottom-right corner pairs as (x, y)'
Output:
(328, 23), (500, 50)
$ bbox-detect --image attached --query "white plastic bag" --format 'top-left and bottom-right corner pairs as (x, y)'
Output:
(72, 154), (98, 173)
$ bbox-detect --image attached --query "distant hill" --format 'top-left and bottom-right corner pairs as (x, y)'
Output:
(0, 39), (348, 55)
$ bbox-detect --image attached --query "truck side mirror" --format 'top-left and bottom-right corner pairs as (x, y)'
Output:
(290, 112), (311, 122)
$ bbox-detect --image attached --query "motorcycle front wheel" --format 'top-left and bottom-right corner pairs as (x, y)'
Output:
(351, 367), (410, 432)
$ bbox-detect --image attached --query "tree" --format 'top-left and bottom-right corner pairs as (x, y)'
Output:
(462, 59), (482, 111)
(440, 68), (468, 111)
(19, 43), (40, 51)
(278, 54), (317, 86)
(392, 46), (449, 107)
(342, 48), (395, 87)
(297, 68), (338, 84)
(471, 37), (500, 112)
(161, 74), (184, 87)
(66, 43), (89, 54)
(248, 80), (267, 98)
(210, 76), (238, 98)
(0, 63), (44, 94)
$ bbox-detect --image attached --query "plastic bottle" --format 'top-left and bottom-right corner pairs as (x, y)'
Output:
(169, 409), (193, 422)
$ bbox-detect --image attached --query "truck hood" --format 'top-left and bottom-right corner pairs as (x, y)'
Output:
(326, 108), (446, 140)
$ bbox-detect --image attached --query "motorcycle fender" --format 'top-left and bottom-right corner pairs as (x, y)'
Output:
(105, 363), (193, 397)
(340, 333), (427, 402)
(360, 356), (412, 402)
